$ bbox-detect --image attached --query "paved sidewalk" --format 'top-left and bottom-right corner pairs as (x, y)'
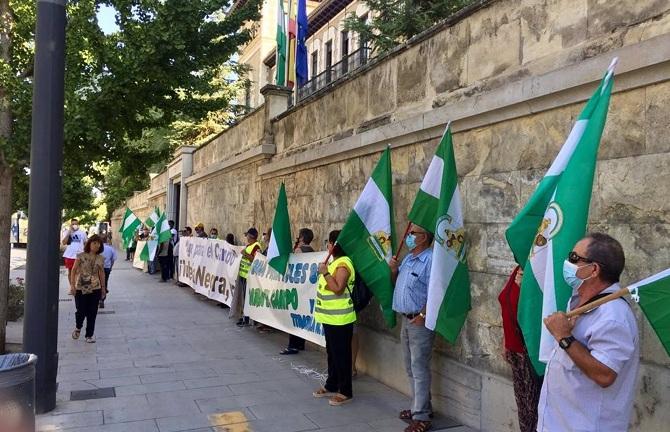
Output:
(36, 259), (474, 432)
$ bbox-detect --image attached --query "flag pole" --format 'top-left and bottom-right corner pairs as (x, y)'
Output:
(565, 286), (631, 318)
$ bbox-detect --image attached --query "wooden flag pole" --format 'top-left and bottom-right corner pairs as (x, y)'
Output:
(565, 286), (631, 318)
(393, 222), (412, 260)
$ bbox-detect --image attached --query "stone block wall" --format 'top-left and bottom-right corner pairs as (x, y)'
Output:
(114, 0), (670, 429)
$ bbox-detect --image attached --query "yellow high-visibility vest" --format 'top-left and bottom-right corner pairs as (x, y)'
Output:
(239, 241), (261, 280)
(314, 256), (356, 325)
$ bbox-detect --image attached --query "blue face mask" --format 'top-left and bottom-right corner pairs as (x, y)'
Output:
(563, 260), (593, 293)
(405, 234), (417, 251)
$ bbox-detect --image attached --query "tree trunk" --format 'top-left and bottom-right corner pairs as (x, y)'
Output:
(0, 0), (14, 353)
(0, 165), (11, 353)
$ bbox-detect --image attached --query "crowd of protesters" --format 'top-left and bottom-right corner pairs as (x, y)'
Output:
(61, 214), (640, 432)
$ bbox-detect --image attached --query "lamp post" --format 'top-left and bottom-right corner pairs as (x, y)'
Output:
(23, 0), (67, 414)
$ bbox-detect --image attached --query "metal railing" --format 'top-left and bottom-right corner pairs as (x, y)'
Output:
(296, 47), (371, 102)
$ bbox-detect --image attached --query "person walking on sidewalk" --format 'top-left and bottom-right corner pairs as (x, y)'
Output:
(99, 235), (117, 309)
(280, 228), (314, 355)
(312, 230), (356, 406)
(69, 234), (106, 343)
(390, 223), (434, 432)
(232, 228), (261, 327)
(61, 218), (87, 278)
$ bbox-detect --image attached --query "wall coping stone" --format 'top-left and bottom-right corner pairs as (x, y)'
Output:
(259, 33), (670, 179)
(185, 143), (276, 185)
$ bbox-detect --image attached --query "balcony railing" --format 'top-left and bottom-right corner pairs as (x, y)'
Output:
(296, 47), (372, 102)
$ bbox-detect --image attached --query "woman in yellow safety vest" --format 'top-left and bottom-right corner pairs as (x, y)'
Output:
(313, 229), (356, 406)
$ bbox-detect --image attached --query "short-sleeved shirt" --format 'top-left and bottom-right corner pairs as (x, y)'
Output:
(62, 229), (87, 259)
(537, 283), (640, 432)
(101, 244), (117, 269)
(75, 252), (105, 293)
(392, 248), (432, 314)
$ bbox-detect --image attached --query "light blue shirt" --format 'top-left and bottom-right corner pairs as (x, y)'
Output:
(101, 244), (118, 269)
(392, 248), (432, 314)
(537, 283), (640, 432)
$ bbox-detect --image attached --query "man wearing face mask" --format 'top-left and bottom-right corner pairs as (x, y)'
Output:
(538, 233), (639, 432)
(389, 223), (435, 432)
(62, 218), (88, 278)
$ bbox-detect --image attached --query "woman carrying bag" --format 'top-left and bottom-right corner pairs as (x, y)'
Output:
(69, 234), (106, 343)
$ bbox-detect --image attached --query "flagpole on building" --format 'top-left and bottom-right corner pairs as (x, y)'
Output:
(285, 0), (291, 90)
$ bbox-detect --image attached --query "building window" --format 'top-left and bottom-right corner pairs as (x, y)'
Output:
(311, 50), (319, 79)
(341, 31), (350, 74)
(325, 40), (333, 83)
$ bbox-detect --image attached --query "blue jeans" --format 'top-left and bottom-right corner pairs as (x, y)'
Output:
(401, 316), (435, 421)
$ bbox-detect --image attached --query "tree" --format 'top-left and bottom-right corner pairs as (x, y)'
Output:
(0, 0), (261, 352)
(344, 0), (472, 54)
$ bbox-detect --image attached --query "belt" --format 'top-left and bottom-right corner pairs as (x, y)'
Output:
(404, 313), (420, 320)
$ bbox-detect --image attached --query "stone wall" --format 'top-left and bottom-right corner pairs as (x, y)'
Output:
(114, 0), (670, 430)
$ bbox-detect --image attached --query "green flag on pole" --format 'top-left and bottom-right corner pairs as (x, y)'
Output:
(414, 126), (472, 343)
(505, 59), (617, 374)
(145, 207), (160, 229)
(337, 147), (397, 328)
(267, 183), (293, 274)
(275, 0), (287, 86)
(139, 237), (158, 262)
(629, 268), (670, 357)
(119, 208), (141, 243)
(156, 213), (172, 244)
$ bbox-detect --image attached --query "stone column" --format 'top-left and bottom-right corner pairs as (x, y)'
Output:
(178, 146), (196, 230)
(260, 85), (292, 144)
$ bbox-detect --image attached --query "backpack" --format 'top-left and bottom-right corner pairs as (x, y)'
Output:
(348, 276), (373, 313)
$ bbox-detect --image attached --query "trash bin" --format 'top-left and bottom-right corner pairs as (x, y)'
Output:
(0, 353), (37, 432)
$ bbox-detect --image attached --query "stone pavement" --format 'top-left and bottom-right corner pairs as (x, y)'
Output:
(35, 258), (475, 432)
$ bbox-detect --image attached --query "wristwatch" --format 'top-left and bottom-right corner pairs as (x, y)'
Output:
(419, 312), (426, 318)
(559, 335), (576, 350)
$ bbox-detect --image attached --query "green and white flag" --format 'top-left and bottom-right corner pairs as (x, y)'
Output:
(275, 0), (287, 86)
(119, 208), (141, 243)
(505, 59), (617, 374)
(267, 183), (293, 274)
(139, 236), (158, 262)
(628, 268), (670, 357)
(156, 213), (172, 244)
(338, 147), (397, 327)
(145, 207), (160, 229)
(416, 126), (471, 343)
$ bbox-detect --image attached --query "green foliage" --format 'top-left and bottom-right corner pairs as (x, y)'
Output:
(0, 0), (262, 219)
(344, 0), (473, 54)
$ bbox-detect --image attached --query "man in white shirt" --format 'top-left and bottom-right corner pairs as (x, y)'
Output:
(538, 233), (639, 432)
(61, 218), (88, 277)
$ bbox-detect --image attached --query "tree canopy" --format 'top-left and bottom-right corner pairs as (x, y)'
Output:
(345, 0), (473, 55)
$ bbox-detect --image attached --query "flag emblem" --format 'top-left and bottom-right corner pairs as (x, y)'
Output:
(533, 202), (564, 250)
(436, 215), (466, 263)
(367, 231), (391, 261)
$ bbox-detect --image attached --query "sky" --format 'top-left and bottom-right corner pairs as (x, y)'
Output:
(97, 5), (119, 35)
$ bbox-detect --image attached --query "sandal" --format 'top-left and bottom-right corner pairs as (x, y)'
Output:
(399, 409), (412, 420)
(328, 393), (352, 406)
(312, 387), (336, 398)
(72, 329), (81, 340)
(404, 420), (432, 432)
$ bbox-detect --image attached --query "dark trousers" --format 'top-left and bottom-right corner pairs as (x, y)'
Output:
(104, 268), (111, 292)
(288, 334), (305, 350)
(75, 290), (102, 338)
(323, 323), (354, 398)
(158, 256), (171, 281)
(168, 253), (175, 279)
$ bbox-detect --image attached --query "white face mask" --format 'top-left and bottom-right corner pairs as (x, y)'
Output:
(71, 225), (79, 231)
(563, 260), (594, 295)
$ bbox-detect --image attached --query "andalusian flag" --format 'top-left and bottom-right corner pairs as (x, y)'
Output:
(338, 147), (397, 327)
(156, 213), (172, 244)
(145, 207), (160, 229)
(119, 208), (140, 243)
(414, 126), (471, 343)
(267, 183), (293, 274)
(139, 235), (158, 262)
(628, 269), (670, 356)
(506, 59), (616, 374)
(275, 0), (287, 86)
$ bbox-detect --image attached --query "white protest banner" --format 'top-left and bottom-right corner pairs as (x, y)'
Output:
(133, 241), (147, 271)
(245, 252), (327, 347)
(178, 237), (245, 306)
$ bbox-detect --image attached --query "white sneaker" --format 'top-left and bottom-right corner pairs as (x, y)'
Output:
(85, 336), (96, 343)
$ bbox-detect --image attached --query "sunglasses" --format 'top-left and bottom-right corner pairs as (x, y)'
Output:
(568, 251), (603, 267)
(409, 231), (427, 236)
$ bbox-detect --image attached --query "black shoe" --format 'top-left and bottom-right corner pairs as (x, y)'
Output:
(280, 348), (299, 355)
(236, 319), (245, 327)
(99, 300), (105, 309)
